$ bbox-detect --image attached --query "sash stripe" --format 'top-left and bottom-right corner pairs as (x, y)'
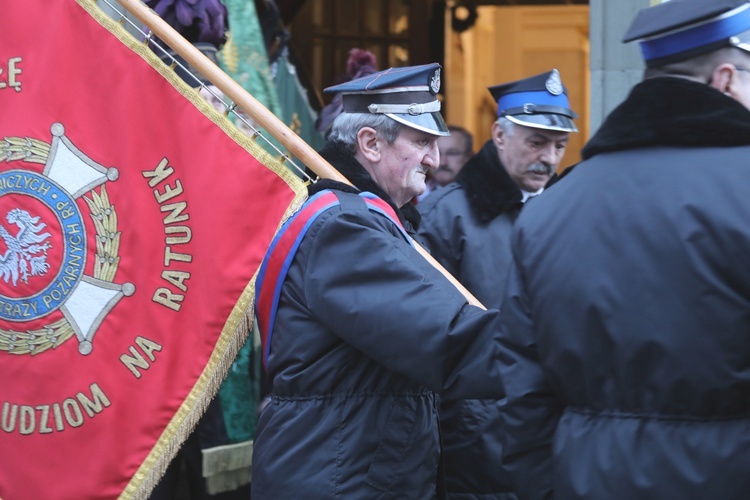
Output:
(255, 190), (411, 368)
(359, 191), (410, 241)
(256, 191), (340, 367)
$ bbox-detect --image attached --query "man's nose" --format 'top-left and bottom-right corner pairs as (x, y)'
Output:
(424, 142), (439, 169)
(539, 143), (558, 164)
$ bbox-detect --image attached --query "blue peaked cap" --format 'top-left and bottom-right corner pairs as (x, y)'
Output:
(324, 63), (449, 136)
(623, 0), (750, 67)
(488, 69), (578, 133)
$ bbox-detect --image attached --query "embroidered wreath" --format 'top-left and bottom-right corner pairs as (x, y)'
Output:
(0, 136), (121, 355)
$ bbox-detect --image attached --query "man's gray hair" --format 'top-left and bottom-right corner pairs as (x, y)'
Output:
(495, 116), (516, 137)
(328, 113), (403, 153)
(644, 47), (750, 82)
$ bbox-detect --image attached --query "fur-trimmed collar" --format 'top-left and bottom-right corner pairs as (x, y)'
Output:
(583, 76), (750, 159)
(308, 140), (422, 232)
(454, 140), (522, 223)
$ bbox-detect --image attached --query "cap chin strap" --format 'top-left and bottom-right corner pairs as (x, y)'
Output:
(500, 103), (577, 119)
(368, 100), (441, 115)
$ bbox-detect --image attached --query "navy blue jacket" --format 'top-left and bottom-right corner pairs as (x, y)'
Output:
(251, 141), (504, 499)
(418, 140), (523, 498)
(499, 76), (750, 499)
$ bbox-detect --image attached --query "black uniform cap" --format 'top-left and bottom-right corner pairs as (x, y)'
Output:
(324, 63), (449, 136)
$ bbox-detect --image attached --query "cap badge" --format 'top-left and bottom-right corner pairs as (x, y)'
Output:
(429, 68), (441, 95)
(545, 69), (564, 95)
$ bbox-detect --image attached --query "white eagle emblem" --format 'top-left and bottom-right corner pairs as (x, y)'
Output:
(0, 208), (52, 286)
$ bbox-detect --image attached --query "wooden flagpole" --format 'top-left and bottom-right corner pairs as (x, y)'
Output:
(115, 0), (485, 309)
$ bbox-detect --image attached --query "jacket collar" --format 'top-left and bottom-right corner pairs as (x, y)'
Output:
(309, 140), (422, 232)
(455, 140), (522, 223)
(583, 76), (750, 159)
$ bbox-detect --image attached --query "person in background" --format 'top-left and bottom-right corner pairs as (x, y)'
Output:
(416, 70), (578, 500)
(418, 70), (577, 309)
(251, 63), (506, 499)
(498, 0), (750, 498)
(314, 47), (379, 137)
(416, 124), (473, 203)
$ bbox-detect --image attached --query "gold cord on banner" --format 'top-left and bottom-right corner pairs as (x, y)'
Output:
(106, 0), (315, 184)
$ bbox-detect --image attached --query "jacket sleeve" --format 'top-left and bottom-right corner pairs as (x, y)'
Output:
(302, 207), (504, 401)
(498, 251), (562, 500)
(416, 191), (463, 278)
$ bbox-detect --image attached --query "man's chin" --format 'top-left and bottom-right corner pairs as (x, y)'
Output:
(526, 173), (551, 189)
(523, 182), (548, 193)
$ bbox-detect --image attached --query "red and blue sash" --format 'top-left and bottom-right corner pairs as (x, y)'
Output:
(255, 190), (411, 368)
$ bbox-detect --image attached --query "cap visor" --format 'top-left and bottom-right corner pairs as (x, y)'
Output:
(732, 28), (750, 53)
(506, 113), (578, 133)
(386, 111), (450, 136)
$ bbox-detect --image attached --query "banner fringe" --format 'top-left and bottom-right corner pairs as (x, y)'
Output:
(73, 1), (307, 498)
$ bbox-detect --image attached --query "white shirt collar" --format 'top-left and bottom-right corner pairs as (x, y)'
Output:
(521, 188), (544, 203)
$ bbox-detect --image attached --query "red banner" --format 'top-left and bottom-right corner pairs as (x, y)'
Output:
(0, 1), (305, 498)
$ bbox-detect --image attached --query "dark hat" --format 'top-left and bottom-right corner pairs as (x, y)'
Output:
(623, 0), (750, 67)
(146, 0), (228, 88)
(324, 63), (450, 136)
(488, 69), (578, 133)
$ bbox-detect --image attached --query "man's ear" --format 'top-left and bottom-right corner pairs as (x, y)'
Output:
(357, 127), (381, 162)
(491, 120), (505, 150)
(710, 63), (737, 96)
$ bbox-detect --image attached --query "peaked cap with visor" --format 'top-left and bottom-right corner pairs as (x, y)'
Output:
(488, 69), (578, 133)
(623, 0), (750, 67)
(324, 63), (450, 136)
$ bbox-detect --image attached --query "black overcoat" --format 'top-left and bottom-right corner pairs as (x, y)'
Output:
(499, 77), (750, 499)
(251, 141), (504, 499)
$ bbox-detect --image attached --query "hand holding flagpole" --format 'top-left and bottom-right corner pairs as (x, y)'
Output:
(116, 0), (485, 309)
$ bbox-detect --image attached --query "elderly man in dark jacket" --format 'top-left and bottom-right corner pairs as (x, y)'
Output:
(499, 1), (750, 498)
(251, 63), (505, 499)
(416, 71), (578, 499)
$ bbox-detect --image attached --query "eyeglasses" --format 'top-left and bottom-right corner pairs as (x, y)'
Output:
(443, 150), (471, 157)
(734, 66), (750, 74)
